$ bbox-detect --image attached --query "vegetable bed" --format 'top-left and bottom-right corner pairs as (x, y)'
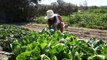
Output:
(0, 25), (107, 60)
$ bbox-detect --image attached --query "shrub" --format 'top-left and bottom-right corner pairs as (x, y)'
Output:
(61, 16), (70, 23)
(36, 16), (47, 24)
(69, 12), (107, 29)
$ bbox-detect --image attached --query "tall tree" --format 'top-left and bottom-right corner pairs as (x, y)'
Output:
(0, 0), (41, 22)
(79, 0), (88, 10)
(31, 0), (41, 4)
(83, 0), (88, 10)
(57, 0), (65, 6)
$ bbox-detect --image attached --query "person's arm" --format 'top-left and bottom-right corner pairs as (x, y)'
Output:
(48, 19), (51, 27)
(58, 16), (63, 22)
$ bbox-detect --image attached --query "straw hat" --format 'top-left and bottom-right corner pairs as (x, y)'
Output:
(45, 10), (55, 19)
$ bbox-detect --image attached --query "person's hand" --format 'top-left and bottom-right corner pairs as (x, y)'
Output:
(50, 18), (54, 20)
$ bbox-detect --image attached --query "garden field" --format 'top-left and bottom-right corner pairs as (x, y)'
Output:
(1, 8), (107, 60)
(0, 24), (107, 60)
(1, 0), (107, 60)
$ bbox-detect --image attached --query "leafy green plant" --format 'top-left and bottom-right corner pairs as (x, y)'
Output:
(10, 28), (107, 60)
(0, 24), (31, 51)
(0, 25), (107, 60)
(69, 12), (107, 29)
(36, 16), (47, 24)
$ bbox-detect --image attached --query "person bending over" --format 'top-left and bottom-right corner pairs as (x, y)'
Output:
(45, 10), (65, 32)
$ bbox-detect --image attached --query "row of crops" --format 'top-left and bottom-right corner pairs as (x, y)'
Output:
(0, 24), (107, 60)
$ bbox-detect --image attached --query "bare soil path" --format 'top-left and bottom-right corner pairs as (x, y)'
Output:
(22, 23), (107, 41)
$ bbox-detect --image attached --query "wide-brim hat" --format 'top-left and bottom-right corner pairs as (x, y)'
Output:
(44, 10), (54, 19)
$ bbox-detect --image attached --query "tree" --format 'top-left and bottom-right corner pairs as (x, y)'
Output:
(57, 0), (65, 6)
(32, 0), (41, 4)
(0, 0), (41, 23)
(83, 0), (88, 10)
(79, 0), (88, 10)
(51, 2), (58, 12)
(56, 0), (77, 15)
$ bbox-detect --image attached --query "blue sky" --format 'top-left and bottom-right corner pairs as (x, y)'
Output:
(39, 0), (107, 6)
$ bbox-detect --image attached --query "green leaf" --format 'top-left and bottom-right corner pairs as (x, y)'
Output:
(40, 42), (47, 50)
(51, 43), (65, 54)
(50, 55), (57, 60)
(102, 45), (107, 58)
(41, 54), (50, 60)
(88, 55), (105, 60)
(16, 51), (31, 60)
(74, 51), (82, 60)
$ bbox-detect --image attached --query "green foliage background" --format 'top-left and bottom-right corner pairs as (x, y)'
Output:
(36, 7), (107, 29)
(69, 12), (107, 29)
